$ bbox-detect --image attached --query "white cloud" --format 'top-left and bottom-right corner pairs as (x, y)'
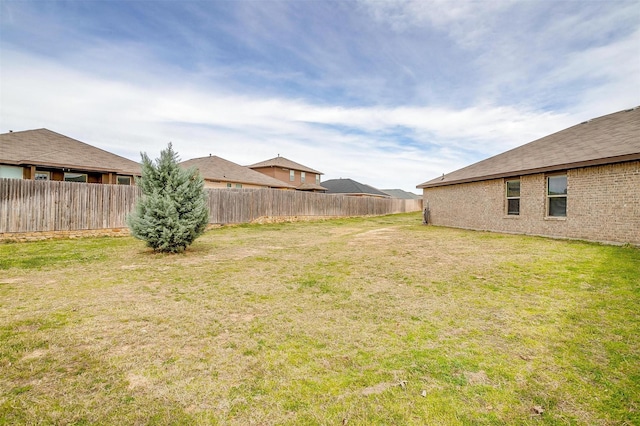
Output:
(361, 0), (640, 112)
(1, 49), (587, 193)
(549, 28), (640, 118)
(360, 0), (513, 44)
(2, 0), (638, 193)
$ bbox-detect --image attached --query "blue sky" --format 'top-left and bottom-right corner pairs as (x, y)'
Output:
(1, 0), (638, 192)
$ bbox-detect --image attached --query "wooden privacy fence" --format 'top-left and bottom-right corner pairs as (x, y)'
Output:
(0, 179), (140, 233)
(0, 178), (423, 234)
(206, 188), (422, 223)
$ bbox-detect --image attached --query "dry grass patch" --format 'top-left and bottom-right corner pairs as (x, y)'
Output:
(1, 213), (638, 425)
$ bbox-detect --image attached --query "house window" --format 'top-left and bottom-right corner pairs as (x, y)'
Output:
(316, 175), (320, 185)
(0, 165), (23, 179)
(227, 183), (232, 188)
(301, 172), (306, 183)
(506, 179), (520, 215)
(35, 171), (51, 181)
(235, 183), (242, 188)
(547, 175), (567, 217)
(64, 172), (87, 183)
(289, 170), (295, 181)
(116, 176), (131, 185)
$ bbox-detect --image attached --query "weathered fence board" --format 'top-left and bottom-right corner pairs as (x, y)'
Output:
(0, 178), (422, 234)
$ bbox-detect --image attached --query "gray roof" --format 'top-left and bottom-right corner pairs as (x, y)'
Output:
(180, 156), (296, 188)
(0, 128), (141, 175)
(248, 156), (323, 175)
(322, 178), (390, 197)
(418, 107), (640, 188)
(382, 189), (422, 199)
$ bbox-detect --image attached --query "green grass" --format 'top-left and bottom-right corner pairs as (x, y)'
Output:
(0, 213), (638, 425)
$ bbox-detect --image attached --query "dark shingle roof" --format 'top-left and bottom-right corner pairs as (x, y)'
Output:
(180, 156), (296, 188)
(0, 128), (141, 175)
(322, 178), (390, 197)
(417, 107), (640, 188)
(248, 156), (323, 175)
(382, 189), (422, 199)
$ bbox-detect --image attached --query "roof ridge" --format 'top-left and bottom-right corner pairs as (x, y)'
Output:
(417, 107), (640, 188)
(247, 155), (323, 174)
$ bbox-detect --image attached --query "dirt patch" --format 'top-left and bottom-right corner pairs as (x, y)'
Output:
(22, 349), (48, 361)
(361, 382), (395, 395)
(120, 264), (144, 270)
(0, 277), (25, 284)
(464, 370), (492, 386)
(251, 215), (341, 224)
(127, 372), (151, 390)
(350, 227), (396, 242)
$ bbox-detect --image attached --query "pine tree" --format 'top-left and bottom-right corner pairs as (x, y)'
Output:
(127, 143), (209, 253)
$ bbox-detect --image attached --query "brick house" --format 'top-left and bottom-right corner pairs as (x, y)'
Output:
(180, 155), (296, 189)
(417, 107), (640, 245)
(0, 129), (140, 185)
(248, 156), (327, 192)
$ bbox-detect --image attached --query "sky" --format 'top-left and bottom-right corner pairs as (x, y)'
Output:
(1, 0), (639, 193)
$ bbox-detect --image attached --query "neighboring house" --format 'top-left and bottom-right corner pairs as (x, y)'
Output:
(180, 155), (296, 189)
(0, 128), (140, 184)
(322, 178), (390, 198)
(248, 155), (327, 192)
(382, 189), (422, 199)
(417, 107), (640, 245)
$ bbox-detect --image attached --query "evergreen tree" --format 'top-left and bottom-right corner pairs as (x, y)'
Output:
(127, 143), (209, 253)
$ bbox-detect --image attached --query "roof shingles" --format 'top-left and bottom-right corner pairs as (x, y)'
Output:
(0, 128), (141, 175)
(322, 178), (390, 197)
(180, 156), (296, 188)
(418, 107), (640, 188)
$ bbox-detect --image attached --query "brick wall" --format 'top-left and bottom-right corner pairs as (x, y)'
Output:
(422, 160), (640, 245)
(252, 166), (321, 187)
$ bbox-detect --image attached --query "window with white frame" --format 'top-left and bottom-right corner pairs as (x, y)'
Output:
(547, 175), (567, 217)
(289, 170), (295, 181)
(316, 174), (320, 185)
(235, 183), (242, 188)
(35, 171), (51, 181)
(301, 171), (306, 183)
(506, 179), (520, 215)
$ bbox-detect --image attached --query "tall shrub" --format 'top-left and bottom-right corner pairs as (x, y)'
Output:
(127, 143), (209, 253)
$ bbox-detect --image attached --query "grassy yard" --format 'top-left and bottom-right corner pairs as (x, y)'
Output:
(1, 213), (638, 425)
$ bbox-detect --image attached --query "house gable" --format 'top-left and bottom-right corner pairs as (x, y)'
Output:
(180, 156), (296, 189)
(248, 156), (326, 191)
